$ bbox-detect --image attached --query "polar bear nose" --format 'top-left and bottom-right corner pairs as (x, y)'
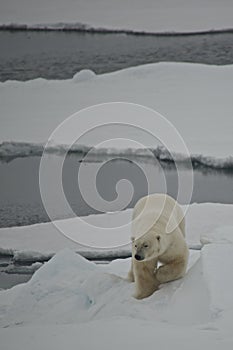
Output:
(135, 254), (143, 261)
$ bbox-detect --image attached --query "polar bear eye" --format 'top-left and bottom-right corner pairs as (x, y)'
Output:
(144, 243), (149, 248)
(134, 244), (137, 248)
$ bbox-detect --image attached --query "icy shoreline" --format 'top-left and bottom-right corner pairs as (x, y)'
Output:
(1, 141), (233, 170)
(1, 23), (233, 36)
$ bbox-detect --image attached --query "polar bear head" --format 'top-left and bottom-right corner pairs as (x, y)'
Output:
(131, 229), (171, 261)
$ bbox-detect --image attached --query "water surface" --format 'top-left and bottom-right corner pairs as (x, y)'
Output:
(0, 155), (233, 228)
(1, 31), (233, 81)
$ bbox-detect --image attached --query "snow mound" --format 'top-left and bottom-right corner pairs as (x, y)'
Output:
(72, 69), (96, 83)
(0, 245), (230, 329)
(1, 240), (233, 348)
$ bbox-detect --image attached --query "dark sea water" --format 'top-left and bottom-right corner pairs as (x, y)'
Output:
(0, 155), (233, 228)
(0, 31), (233, 81)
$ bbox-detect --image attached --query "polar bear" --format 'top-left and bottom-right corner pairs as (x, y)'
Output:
(128, 193), (189, 299)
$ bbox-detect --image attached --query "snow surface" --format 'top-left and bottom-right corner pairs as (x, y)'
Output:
(0, 202), (233, 261)
(0, 0), (233, 33)
(1, 63), (233, 163)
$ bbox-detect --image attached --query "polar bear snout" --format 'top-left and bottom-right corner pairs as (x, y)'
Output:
(134, 253), (144, 261)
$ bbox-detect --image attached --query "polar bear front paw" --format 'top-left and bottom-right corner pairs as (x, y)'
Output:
(132, 292), (144, 300)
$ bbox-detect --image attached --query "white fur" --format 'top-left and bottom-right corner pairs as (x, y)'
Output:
(128, 194), (189, 299)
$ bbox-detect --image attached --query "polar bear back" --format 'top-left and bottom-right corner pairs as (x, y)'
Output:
(131, 193), (185, 239)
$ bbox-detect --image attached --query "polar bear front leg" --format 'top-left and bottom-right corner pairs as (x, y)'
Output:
(156, 258), (187, 284)
(133, 272), (160, 299)
(133, 261), (160, 299)
(127, 260), (135, 282)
